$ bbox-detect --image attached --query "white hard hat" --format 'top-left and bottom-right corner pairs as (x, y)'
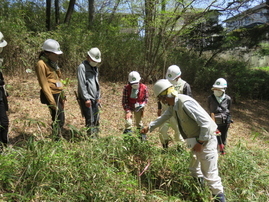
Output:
(166, 65), (181, 80)
(87, 47), (101, 63)
(42, 39), (63, 54)
(153, 79), (173, 97)
(128, 71), (141, 84)
(0, 32), (7, 48)
(212, 78), (227, 89)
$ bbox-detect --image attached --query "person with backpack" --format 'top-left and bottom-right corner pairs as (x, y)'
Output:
(141, 79), (226, 202)
(35, 39), (66, 140)
(77, 47), (102, 138)
(208, 78), (232, 155)
(0, 31), (9, 149)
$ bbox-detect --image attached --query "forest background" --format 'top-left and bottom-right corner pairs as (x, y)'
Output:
(0, 0), (269, 201)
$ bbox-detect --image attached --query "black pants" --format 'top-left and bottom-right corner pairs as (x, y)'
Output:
(217, 124), (230, 145)
(47, 93), (65, 137)
(80, 99), (99, 136)
(0, 101), (9, 144)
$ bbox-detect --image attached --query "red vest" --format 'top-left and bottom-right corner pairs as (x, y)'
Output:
(126, 83), (147, 104)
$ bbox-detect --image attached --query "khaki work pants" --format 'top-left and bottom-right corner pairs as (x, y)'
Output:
(125, 110), (143, 130)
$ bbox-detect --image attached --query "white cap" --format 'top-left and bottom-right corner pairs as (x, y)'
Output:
(87, 47), (101, 63)
(42, 39), (63, 55)
(212, 78), (227, 89)
(166, 65), (181, 80)
(0, 32), (7, 48)
(128, 71), (141, 84)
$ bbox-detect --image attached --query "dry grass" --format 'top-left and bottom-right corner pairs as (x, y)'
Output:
(5, 74), (269, 151)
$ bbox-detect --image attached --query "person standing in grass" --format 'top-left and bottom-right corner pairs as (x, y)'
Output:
(157, 65), (192, 149)
(0, 31), (9, 149)
(122, 71), (149, 134)
(35, 39), (66, 140)
(141, 79), (226, 202)
(208, 78), (232, 155)
(77, 47), (102, 138)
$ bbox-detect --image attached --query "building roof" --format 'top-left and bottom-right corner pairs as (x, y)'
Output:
(224, 3), (268, 22)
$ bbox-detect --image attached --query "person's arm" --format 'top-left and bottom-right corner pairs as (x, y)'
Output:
(35, 61), (56, 106)
(122, 85), (132, 119)
(122, 85), (131, 112)
(148, 106), (173, 132)
(143, 85), (149, 105)
(77, 63), (92, 101)
(183, 83), (192, 97)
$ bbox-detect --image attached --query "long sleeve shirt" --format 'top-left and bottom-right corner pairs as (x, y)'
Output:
(207, 94), (232, 124)
(150, 95), (217, 141)
(77, 60), (100, 101)
(122, 83), (148, 112)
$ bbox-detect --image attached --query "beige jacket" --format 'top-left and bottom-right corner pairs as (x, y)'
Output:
(35, 60), (63, 106)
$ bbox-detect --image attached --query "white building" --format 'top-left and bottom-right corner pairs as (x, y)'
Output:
(224, 3), (269, 32)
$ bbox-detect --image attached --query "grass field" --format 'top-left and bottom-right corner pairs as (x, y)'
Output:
(0, 74), (269, 201)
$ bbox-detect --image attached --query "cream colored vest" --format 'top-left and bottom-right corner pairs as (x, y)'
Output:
(174, 95), (216, 139)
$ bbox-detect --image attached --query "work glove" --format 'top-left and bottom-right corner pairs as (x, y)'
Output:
(135, 104), (144, 112)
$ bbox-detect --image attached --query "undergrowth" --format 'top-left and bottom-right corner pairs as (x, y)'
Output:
(0, 130), (268, 201)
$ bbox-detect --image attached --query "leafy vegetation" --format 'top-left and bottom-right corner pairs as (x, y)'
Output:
(0, 1), (269, 200)
(0, 130), (268, 201)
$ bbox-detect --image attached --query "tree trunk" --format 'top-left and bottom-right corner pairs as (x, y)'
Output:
(88, 0), (94, 29)
(144, 0), (156, 77)
(46, 0), (51, 31)
(64, 0), (76, 24)
(55, 0), (60, 25)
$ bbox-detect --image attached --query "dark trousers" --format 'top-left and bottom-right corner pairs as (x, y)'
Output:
(80, 99), (99, 136)
(0, 101), (9, 144)
(48, 93), (65, 137)
(217, 124), (230, 145)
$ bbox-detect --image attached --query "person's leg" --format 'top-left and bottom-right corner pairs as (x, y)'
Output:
(134, 110), (143, 129)
(123, 111), (133, 134)
(81, 100), (97, 137)
(49, 94), (65, 140)
(196, 136), (225, 200)
(169, 116), (184, 142)
(0, 101), (9, 144)
(159, 121), (170, 148)
(217, 125), (228, 154)
(90, 101), (100, 136)
(220, 124), (229, 146)
(189, 152), (204, 178)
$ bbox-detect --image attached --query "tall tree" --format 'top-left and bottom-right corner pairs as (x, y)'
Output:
(64, 0), (76, 24)
(88, 0), (94, 29)
(144, 0), (157, 76)
(55, 0), (60, 25)
(46, 0), (51, 31)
